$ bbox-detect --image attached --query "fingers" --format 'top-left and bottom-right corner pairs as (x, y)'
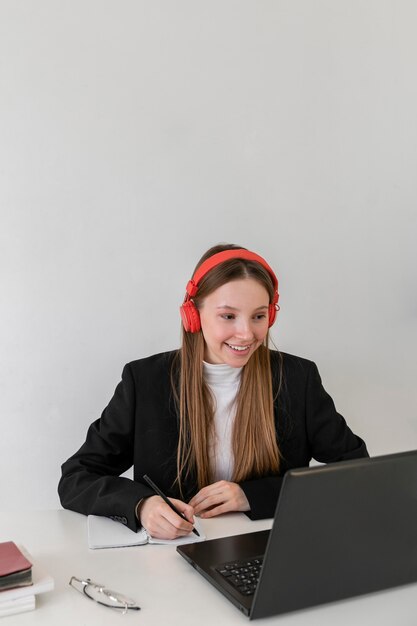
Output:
(189, 481), (250, 518)
(139, 496), (196, 539)
(172, 500), (196, 525)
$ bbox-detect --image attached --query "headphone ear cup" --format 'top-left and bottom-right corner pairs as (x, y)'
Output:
(268, 291), (280, 327)
(268, 302), (280, 327)
(268, 304), (276, 327)
(180, 300), (201, 333)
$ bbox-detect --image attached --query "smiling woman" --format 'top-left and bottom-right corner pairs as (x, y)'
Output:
(199, 279), (270, 366)
(58, 244), (368, 540)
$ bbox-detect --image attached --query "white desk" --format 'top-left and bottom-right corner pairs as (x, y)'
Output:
(0, 510), (416, 625)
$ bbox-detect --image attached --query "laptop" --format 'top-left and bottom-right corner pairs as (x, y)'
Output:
(177, 449), (417, 619)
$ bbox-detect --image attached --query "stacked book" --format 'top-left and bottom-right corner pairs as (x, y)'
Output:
(0, 541), (54, 617)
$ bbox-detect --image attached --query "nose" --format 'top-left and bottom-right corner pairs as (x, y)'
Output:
(234, 318), (255, 340)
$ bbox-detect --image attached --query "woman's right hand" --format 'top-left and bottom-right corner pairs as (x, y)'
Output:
(139, 495), (195, 540)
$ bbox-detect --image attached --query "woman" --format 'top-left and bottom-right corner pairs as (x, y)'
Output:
(58, 244), (368, 539)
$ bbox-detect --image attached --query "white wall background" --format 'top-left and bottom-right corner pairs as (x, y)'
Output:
(1, 0), (416, 510)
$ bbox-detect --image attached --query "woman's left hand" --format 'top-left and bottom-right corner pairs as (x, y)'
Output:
(188, 480), (250, 518)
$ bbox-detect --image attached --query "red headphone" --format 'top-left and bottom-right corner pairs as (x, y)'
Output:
(180, 249), (280, 333)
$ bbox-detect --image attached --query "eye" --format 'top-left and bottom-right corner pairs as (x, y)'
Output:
(221, 314), (235, 320)
(254, 313), (267, 321)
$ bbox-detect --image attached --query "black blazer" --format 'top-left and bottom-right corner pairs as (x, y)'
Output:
(58, 350), (368, 531)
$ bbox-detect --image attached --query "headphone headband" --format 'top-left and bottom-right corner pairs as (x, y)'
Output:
(185, 249), (278, 298)
(180, 248), (280, 332)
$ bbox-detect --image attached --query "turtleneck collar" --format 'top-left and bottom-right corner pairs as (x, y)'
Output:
(203, 361), (242, 386)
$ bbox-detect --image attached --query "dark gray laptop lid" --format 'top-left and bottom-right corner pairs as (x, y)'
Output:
(251, 449), (417, 618)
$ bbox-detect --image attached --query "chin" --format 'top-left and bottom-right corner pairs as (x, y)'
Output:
(223, 350), (254, 368)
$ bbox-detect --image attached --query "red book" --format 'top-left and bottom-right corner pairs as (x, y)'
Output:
(0, 542), (32, 591)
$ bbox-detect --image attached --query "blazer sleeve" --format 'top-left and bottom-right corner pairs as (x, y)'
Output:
(58, 364), (154, 532)
(304, 361), (368, 463)
(239, 358), (368, 520)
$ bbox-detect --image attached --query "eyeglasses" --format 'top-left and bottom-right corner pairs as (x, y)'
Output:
(69, 576), (140, 614)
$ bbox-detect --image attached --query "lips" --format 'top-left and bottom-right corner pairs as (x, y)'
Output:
(225, 343), (251, 352)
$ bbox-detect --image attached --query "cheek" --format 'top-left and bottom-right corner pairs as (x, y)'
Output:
(203, 319), (229, 340)
(202, 320), (225, 342)
(257, 324), (269, 340)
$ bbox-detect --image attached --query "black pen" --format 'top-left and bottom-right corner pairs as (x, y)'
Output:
(143, 474), (200, 537)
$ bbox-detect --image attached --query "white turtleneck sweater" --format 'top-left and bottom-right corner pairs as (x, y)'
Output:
(203, 361), (242, 481)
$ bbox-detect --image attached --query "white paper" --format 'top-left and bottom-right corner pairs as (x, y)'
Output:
(0, 594), (36, 617)
(87, 515), (205, 549)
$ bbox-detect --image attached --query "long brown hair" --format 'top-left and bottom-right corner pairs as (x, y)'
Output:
(173, 244), (281, 496)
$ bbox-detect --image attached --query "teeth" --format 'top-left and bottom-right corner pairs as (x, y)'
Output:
(228, 344), (249, 351)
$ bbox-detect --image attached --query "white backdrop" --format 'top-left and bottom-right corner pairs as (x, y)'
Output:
(1, 0), (416, 510)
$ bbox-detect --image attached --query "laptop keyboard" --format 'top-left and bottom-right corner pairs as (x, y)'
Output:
(215, 556), (264, 596)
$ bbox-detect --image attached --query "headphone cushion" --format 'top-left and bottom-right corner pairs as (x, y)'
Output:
(180, 301), (201, 333)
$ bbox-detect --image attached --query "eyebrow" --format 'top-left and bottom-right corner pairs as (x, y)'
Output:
(216, 305), (269, 311)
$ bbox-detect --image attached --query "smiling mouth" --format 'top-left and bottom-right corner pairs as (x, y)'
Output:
(225, 343), (252, 353)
